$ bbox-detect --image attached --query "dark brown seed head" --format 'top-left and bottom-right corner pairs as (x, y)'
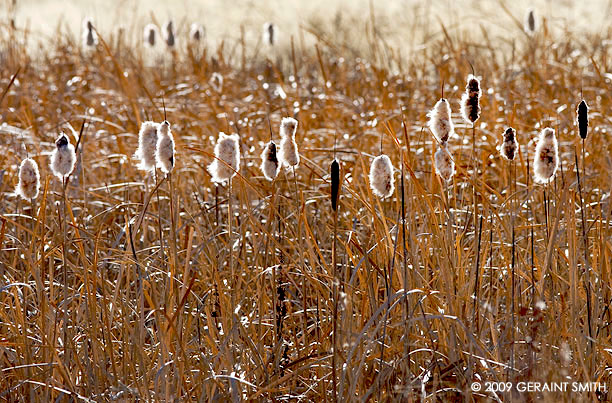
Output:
(577, 100), (588, 140)
(331, 159), (340, 211)
(461, 75), (481, 124)
(501, 127), (517, 161)
(56, 133), (69, 148)
(266, 141), (278, 163)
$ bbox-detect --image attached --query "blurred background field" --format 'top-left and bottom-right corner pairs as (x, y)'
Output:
(1, 0), (612, 401)
(5, 0), (612, 54)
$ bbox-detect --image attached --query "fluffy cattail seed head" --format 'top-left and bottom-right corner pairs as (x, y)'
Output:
(331, 159), (340, 211)
(577, 100), (589, 140)
(144, 24), (159, 48)
(427, 98), (454, 144)
(525, 8), (537, 35)
(164, 21), (175, 47)
(135, 121), (159, 171)
(260, 141), (280, 181)
(156, 121), (175, 173)
(190, 23), (205, 42)
(50, 133), (76, 179)
(210, 72), (223, 93)
(460, 74), (481, 124)
(434, 145), (455, 182)
(278, 117), (299, 168)
(533, 128), (559, 184)
(369, 154), (394, 198)
(208, 132), (241, 182)
(501, 127), (518, 161)
(82, 18), (98, 48)
(263, 22), (276, 46)
(15, 158), (40, 200)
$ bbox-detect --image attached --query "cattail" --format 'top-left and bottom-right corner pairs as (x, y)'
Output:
(50, 133), (76, 179)
(460, 74), (481, 124)
(533, 128), (559, 184)
(369, 154), (394, 198)
(260, 141), (280, 181)
(144, 24), (159, 48)
(163, 21), (175, 48)
(434, 145), (455, 182)
(134, 121), (159, 171)
(278, 117), (299, 168)
(427, 98), (454, 144)
(263, 22), (276, 46)
(577, 100), (589, 140)
(189, 23), (205, 42)
(15, 158), (40, 200)
(501, 127), (518, 161)
(331, 159), (340, 210)
(525, 8), (537, 35)
(156, 121), (175, 174)
(210, 72), (223, 93)
(208, 132), (240, 182)
(82, 18), (98, 48)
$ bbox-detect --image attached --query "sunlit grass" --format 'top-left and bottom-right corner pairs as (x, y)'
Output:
(1, 5), (612, 401)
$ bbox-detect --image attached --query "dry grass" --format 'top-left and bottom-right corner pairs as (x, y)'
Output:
(1, 4), (612, 401)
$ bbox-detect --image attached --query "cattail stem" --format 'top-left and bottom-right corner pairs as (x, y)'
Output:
(228, 177), (234, 309)
(291, 166), (308, 350)
(154, 171), (166, 305)
(472, 124), (478, 232)
(510, 159), (516, 374)
(61, 176), (69, 363)
(331, 205), (338, 403)
(574, 149), (593, 351)
(168, 173), (179, 310)
(400, 154), (410, 371)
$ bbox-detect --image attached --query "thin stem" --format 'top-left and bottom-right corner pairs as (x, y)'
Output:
(331, 206), (338, 403)
(61, 176), (69, 363)
(291, 166), (308, 351)
(575, 149), (593, 351)
(228, 177), (234, 309)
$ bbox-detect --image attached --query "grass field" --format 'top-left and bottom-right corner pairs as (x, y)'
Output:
(1, 0), (612, 401)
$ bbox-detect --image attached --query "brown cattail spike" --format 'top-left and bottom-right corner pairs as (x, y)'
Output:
(501, 127), (518, 161)
(577, 100), (588, 140)
(460, 74), (481, 124)
(331, 159), (340, 211)
(525, 8), (537, 35)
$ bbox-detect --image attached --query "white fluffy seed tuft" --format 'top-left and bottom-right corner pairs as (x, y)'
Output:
(190, 23), (205, 42)
(434, 145), (455, 182)
(369, 154), (395, 198)
(50, 133), (76, 179)
(16, 158), (40, 200)
(135, 121), (159, 171)
(156, 121), (175, 174)
(533, 128), (559, 184)
(208, 132), (241, 182)
(210, 72), (223, 93)
(260, 141), (280, 181)
(427, 98), (454, 144)
(278, 117), (299, 168)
